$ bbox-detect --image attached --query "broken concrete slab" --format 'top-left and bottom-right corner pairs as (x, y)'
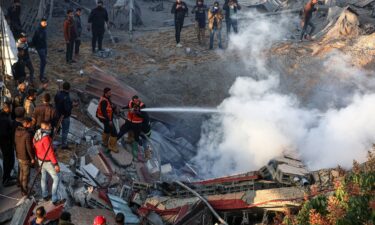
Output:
(108, 194), (140, 224)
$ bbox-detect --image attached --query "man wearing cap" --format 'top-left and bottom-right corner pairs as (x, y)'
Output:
(93, 215), (106, 225)
(96, 87), (118, 152)
(64, 9), (78, 64)
(208, 1), (224, 50)
(17, 32), (35, 82)
(0, 103), (16, 186)
(32, 18), (48, 83)
(14, 117), (34, 196)
(88, 1), (109, 53)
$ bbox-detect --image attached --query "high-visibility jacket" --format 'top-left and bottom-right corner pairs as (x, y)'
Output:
(127, 100), (145, 123)
(96, 97), (113, 121)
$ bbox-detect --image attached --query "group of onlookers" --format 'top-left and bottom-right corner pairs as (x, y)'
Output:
(171, 0), (241, 49)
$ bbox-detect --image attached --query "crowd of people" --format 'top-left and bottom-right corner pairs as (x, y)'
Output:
(172, 0), (241, 49)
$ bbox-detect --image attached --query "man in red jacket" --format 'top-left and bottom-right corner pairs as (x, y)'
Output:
(33, 121), (63, 205)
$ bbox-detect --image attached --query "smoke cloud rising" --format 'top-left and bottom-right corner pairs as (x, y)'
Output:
(193, 11), (375, 178)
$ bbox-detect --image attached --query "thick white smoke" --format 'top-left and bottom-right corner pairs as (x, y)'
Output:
(193, 11), (375, 177)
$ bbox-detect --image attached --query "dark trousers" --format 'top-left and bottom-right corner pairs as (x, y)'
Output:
(75, 39), (81, 54)
(226, 19), (238, 34)
(37, 48), (47, 81)
(18, 160), (30, 195)
(66, 41), (74, 62)
(24, 59), (34, 81)
(175, 18), (185, 44)
(300, 19), (315, 40)
(118, 120), (142, 145)
(102, 120), (117, 136)
(0, 139), (15, 183)
(92, 30), (104, 52)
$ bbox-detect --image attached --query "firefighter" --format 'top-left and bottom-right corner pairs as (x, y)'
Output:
(96, 88), (118, 152)
(118, 95), (146, 146)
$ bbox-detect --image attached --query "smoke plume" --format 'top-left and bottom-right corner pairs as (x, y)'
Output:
(193, 11), (375, 178)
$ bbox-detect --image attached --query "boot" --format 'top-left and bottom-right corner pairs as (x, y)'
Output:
(108, 136), (119, 153)
(102, 133), (110, 147)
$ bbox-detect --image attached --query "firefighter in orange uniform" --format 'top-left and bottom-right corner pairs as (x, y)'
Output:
(96, 87), (118, 152)
(118, 95), (146, 146)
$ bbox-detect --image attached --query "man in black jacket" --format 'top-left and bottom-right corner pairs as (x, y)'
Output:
(32, 18), (48, 83)
(223, 0), (241, 35)
(54, 82), (73, 150)
(88, 1), (109, 53)
(192, 0), (207, 45)
(12, 50), (26, 84)
(14, 117), (34, 196)
(0, 103), (16, 186)
(74, 8), (82, 55)
(171, 0), (188, 48)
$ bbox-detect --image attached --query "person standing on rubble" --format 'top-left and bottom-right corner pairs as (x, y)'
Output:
(59, 211), (75, 225)
(14, 117), (34, 196)
(88, 0), (109, 53)
(192, 0), (208, 45)
(6, 0), (22, 38)
(54, 82), (73, 150)
(118, 95), (146, 147)
(0, 102), (17, 186)
(96, 87), (118, 153)
(17, 32), (35, 83)
(33, 93), (57, 130)
(208, 1), (224, 50)
(33, 121), (63, 205)
(32, 18), (48, 83)
(24, 88), (37, 118)
(300, 0), (318, 41)
(64, 9), (78, 64)
(13, 82), (47, 113)
(171, 0), (188, 48)
(115, 213), (125, 225)
(74, 8), (82, 56)
(223, 0), (241, 35)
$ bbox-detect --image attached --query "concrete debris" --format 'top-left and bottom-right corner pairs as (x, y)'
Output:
(108, 194), (140, 224)
(160, 164), (173, 175)
(150, 2), (164, 12)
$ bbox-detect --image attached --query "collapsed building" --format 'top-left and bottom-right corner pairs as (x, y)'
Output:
(1, 0), (375, 224)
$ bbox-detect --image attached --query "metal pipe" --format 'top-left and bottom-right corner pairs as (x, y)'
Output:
(174, 181), (228, 225)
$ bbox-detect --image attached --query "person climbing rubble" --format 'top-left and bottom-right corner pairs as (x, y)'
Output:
(54, 82), (74, 150)
(64, 9), (78, 64)
(171, 0), (188, 48)
(14, 117), (34, 196)
(96, 87), (118, 153)
(208, 1), (224, 50)
(32, 18), (48, 83)
(17, 32), (35, 83)
(33, 121), (64, 206)
(6, 0), (22, 38)
(88, 0), (109, 53)
(192, 0), (208, 45)
(300, 0), (318, 41)
(118, 95), (146, 147)
(223, 0), (241, 35)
